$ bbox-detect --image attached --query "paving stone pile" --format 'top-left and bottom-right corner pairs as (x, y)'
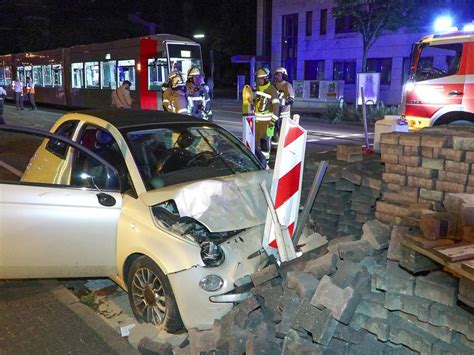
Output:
(376, 126), (474, 229)
(303, 146), (384, 239)
(148, 220), (473, 354)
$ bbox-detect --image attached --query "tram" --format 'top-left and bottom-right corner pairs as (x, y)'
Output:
(0, 34), (202, 110)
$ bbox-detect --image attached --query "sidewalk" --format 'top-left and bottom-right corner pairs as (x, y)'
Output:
(0, 279), (139, 355)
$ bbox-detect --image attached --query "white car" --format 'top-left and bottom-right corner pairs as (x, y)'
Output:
(0, 109), (271, 331)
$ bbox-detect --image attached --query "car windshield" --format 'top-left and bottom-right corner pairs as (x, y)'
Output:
(126, 126), (262, 190)
(414, 43), (462, 82)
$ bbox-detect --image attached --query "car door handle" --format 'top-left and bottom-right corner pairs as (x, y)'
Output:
(448, 91), (463, 96)
(97, 193), (116, 207)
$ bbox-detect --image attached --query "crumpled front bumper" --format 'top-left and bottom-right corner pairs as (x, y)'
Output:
(167, 225), (268, 330)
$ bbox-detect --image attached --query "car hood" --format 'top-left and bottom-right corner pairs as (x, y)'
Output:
(140, 170), (272, 233)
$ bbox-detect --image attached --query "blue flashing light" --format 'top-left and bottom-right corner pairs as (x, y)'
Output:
(463, 23), (474, 32)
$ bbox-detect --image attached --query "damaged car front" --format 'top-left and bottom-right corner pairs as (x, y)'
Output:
(120, 124), (272, 330)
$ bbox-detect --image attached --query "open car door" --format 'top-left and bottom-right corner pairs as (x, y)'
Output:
(0, 126), (122, 279)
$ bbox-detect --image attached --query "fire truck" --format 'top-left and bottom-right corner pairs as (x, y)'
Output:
(401, 29), (474, 129)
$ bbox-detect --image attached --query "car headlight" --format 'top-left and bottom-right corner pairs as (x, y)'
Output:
(200, 241), (225, 267)
(199, 275), (224, 292)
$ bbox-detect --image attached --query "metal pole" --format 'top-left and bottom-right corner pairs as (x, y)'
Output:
(210, 50), (214, 100)
(250, 56), (256, 88)
(260, 182), (297, 262)
(361, 86), (370, 149)
(292, 160), (328, 247)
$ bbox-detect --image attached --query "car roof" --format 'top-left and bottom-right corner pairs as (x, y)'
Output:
(69, 108), (210, 130)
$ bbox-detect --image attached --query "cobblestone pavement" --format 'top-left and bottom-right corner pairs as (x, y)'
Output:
(0, 280), (139, 355)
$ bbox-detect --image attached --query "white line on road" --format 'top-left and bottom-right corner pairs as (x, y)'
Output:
(0, 160), (22, 177)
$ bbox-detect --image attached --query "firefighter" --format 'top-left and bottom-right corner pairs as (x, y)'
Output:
(273, 67), (295, 143)
(162, 71), (179, 111)
(186, 67), (212, 121)
(254, 67), (280, 161)
(163, 73), (188, 115)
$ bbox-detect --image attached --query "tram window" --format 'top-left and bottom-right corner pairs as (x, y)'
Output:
(33, 65), (43, 86)
(85, 61), (99, 89)
(0, 67), (4, 85)
(71, 63), (84, 89)
(117, 59), (135, 90)
(4, 66), (12, 86)
(25, 65), (32, 83)
(43, 65), (52, 86)
(148, 58), (168, 91)
(101, 60), (117, 90)
(17, 67), (25, 84)
(167, 43), (202, 80)
(52, 64), (62, 87)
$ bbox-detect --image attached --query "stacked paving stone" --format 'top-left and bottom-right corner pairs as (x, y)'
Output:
(153, 220), (474, 354)
(303, 147), (384, 239)
(376, 126), (474, 228)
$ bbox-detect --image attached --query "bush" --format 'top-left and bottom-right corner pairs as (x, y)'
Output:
(322, 101), (400, 124)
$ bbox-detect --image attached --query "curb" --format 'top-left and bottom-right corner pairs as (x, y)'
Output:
(41, 281), (140, 355)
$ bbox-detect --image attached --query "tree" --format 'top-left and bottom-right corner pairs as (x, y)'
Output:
(332, 0), (422, 73)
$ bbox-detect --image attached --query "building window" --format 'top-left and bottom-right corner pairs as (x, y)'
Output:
(52, 64), (62, 87)
(333, 60), (356, 84)
(71, 63), (84, 89)
(304, 60), (325, 80)
(33, 65), (43, 87)
(43, 65), (52, 86)
(281, 13), (299, 81)
(335, 15), (355, 34)
(117, 60), (136, 90)
(402, 57), (411, 84)
(306, 11), (313, 36)
(366, 58), (393, 85)
(85, 61), (99, 88)
(320, 9), (327, 35)
(101, 60), (117, 90)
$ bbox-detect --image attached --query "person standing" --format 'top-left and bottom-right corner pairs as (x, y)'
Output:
(26, 77), (37, 110)
(273, 67), (295, 143)
(186, 67), (212, 120)
(163, 74), (188, 115)
(0, 85), (6, 124)
(13, 79), (24, 110)
(111, 80), (132, 109)
(253, 67), (280, 161)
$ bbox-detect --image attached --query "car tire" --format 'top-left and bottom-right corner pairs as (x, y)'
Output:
(127, 256), (184, 333)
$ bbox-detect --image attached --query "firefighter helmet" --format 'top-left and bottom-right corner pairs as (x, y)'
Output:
(255, 67), (270, 80)
(170, 74), (185, 89)
(274, 67), (288, 76)
(187, 66), (203, 77)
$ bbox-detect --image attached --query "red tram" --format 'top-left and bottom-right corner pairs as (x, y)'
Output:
(0, 34), (202, 110)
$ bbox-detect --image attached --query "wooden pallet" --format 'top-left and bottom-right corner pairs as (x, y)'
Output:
(401, 238), (474, 282)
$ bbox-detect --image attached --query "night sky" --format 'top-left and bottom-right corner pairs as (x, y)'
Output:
(0, 0), (256, 83)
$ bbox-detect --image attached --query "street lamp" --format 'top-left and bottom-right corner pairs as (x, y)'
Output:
(193, 33), (205, 39)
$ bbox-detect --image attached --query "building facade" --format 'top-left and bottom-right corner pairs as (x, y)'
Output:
(256, 0), (473, 105)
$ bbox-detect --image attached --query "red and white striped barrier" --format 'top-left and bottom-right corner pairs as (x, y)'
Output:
(242, 115), (256, 154)
(263, 116), (307, 257)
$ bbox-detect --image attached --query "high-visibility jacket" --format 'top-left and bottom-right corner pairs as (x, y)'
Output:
(26, 81), (35, 94)
(254, 82), (280, 123)
(163, 89), (188, 115)
(274, 80), (295, 119)
(186, 81), (211, 119)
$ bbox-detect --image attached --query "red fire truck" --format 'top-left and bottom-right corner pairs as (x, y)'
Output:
(401, 30), (474, 128)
